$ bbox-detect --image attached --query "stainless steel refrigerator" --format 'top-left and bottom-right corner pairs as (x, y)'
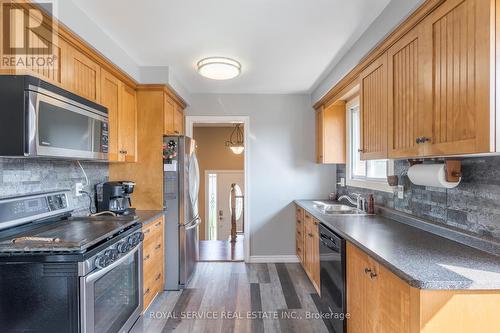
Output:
(163, 136), (200, 290)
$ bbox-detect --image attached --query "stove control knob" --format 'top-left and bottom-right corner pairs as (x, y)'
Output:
(116, 241), (129, 253)
(95, 255), (110, 269)
(105, 249), (119, 261)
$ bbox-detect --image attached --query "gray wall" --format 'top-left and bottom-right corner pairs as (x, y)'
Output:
(336, 157), (500, 242)
(0, 158), (108, 216)
(311, 0), (426, 103)
(186, 94), (336, 257)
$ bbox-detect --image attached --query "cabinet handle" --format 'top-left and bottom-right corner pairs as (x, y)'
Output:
(308, 233), (313, 238)
(357, 149), (363, 153)
(364, 267), (372, 274)
(416, 137), (431, 144)
(313, 220), (319, 226)
(155, 244), (161, 250)
(144, 288), (151, 295)
(143, 229), (151, 234)
(155, 273), (161, 281)
(155, 221), (162, 227)
(305, 214), (310, 218)
(144, 254), (150, 261)
(297, 231), (301, 235)
(370, 272), (378, 279)
(297, 220), (301, 224)
(174, 130), (179, 134)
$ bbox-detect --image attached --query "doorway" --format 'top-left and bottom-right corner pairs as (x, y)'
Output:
(189, 120), (248, 262)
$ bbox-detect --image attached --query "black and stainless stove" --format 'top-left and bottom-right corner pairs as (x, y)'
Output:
(0, 190), (144, 333)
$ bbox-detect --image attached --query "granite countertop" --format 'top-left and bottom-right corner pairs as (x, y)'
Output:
(135, 210), (164, 226)
(295, 200), (500, 290)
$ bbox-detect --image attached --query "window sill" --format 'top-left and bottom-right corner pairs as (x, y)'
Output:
(345, 178), (394, 193)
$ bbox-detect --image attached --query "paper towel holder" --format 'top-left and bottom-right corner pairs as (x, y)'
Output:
(444, 160), (462, 182)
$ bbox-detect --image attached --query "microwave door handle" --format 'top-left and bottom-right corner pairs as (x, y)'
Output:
(85, 243), (140, 283)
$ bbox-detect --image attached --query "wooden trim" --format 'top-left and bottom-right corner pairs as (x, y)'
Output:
(136, 84), (187, 108)
(313, 0), (447, 109)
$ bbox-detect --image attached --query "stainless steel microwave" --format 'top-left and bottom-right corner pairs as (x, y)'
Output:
(0, 75), (109, 160)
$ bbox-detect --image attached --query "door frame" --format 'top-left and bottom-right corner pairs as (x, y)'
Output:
(185, 115), (250, 263)
(204, 170), (244, 241)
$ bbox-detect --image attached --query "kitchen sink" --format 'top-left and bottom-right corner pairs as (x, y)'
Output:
(312, 201), (368, 215)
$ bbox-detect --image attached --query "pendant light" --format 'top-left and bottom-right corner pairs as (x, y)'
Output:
(225, 124), (244, 154)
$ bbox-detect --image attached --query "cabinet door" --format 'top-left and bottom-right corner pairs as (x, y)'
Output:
(359, 53), (388, 160)
(303, 211), (313, 274)
(387, 26), (427, 158)
(347, 242), (371, 333)
(310, 218), (320, 293)
(100, 70), (121, 161)
(174, 105), (184, 135)
(119, 84), (137, 162)
(317, 102), (347, 164)
(61, 41), (101, 102)
(163, 94), (175, 135)
(378, 264), (411, 333)
(421, 0), (492, 156)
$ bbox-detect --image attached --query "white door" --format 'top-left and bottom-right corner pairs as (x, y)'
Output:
(214, 171), (244, 241)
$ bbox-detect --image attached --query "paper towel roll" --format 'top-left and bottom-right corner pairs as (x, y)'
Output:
(407, 163), (461, 189)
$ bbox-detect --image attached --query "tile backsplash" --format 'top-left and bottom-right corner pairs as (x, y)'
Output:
(336, 157), (500, 242)
(0, 158), (108, 216)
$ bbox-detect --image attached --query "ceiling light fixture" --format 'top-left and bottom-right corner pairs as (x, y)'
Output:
(225, 124), (244, 155)
(197, 57), (241, 80)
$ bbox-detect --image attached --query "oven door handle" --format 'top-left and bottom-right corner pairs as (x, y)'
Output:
(85, 242), (141, 283)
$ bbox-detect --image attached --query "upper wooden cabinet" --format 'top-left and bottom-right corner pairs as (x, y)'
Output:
(61, 40), (101, 102)
(119, 84), (138, 162)
(419, 0), (492, 156)
(316, 102), (346, 163)
(174, 104), (184, 135)
(163, 94), (175, 135)
(359, 53), (388, 160)
(387, 25), (426, 159)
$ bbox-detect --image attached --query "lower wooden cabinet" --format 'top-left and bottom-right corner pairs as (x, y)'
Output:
(296, 205), (320, 294)
(142, 216), (164, 311)
(295, 206), (305, 263)
(347, 241), (500, 333)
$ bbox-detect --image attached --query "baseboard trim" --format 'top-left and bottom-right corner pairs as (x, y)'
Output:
(247, 255), (300, 263)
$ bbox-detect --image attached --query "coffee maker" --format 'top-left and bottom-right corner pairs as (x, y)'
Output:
(95, 181), (136, 215)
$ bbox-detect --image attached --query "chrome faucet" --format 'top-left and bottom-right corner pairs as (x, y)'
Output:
(338, 193), (366, 211)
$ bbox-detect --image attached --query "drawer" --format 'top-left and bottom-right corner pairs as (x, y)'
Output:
(143, 216), (163, 247)
(144, 242), (163, 280)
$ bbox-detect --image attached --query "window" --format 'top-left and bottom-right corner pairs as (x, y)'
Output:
(346, 97), (393, 192)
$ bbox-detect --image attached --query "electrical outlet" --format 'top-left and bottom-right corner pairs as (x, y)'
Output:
(337, 177), (346, 187)
(397, 185), (404, 199)
(75, 182), (84, 197)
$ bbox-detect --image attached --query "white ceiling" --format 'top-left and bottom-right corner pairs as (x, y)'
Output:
(72, 0), (391, 94)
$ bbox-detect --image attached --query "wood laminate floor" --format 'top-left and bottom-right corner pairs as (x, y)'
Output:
(199, 235), (244, 262)
(131, 262), (333, 333)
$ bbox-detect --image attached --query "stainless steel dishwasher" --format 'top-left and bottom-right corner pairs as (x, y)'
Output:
(319, 224), (346, 333)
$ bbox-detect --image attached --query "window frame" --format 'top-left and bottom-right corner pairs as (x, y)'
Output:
(345, 96), (394, 193)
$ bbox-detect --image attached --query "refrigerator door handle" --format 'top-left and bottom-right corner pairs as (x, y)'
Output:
(184, 216), (201, 230)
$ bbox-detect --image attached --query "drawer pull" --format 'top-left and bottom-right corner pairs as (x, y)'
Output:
(364, 267), (372, 274)
(313, 220), (319, 226)
(155, 221), (162, 227)
(296, 247), (301, 253)
(155, 244), (162, 250)
(297, 220), (301, 224)
(155, 273), (162, 281)
(305, 214), (310, 218)
(144, 254), (151, 261)
(297, 231), (301, 235)
(308, 233), (313, 238)
(144, 288), (151, 295)
(370, 272), (378, 279)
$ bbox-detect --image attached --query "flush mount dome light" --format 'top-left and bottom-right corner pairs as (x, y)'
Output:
(197, 57), (241, 80)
